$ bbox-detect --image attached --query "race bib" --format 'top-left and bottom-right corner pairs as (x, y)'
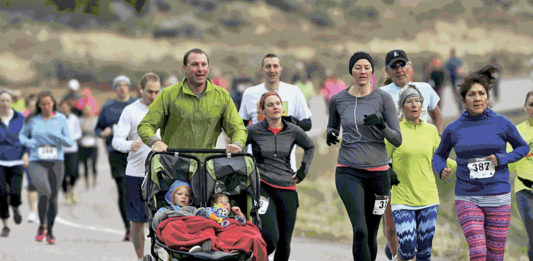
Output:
(467, 157), (495, 179)
(258, 196), (269, 215)
(38, 145), (58, 160)
(373, 194), (389, 215)
(81, 136), (96, 147)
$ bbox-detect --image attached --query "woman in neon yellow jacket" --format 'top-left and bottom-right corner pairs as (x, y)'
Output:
(385, 85), (456, 261)
(509, 91), (533, 260)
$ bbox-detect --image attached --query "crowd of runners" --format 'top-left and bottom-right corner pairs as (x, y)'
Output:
(1, 47), (533, 261)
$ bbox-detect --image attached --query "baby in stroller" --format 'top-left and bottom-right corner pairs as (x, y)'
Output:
(196, 193), (247, 228)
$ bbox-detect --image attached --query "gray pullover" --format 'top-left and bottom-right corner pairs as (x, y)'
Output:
(327, 88), (401, 169)
(247, 119), (315, 187)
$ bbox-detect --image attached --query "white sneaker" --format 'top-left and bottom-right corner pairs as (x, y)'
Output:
(27, 212), (39, 223)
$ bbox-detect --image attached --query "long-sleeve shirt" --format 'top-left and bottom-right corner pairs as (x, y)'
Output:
(386, 119), (443, 207)
(95, 98), (136, 153)
(508, 119), (533, 193)
(433, 108), (528, 196)
(19, 112), (74, 162)
(0, 109), (26, 164)
(327, 88), (401, 169)
(246, 119), (314, 187)
(63, 113), (82, 153)
(138, 79), (247, 150)
(112, 100), (153, 178)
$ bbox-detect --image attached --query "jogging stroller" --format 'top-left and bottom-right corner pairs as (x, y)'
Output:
(141, 148), (261, 261)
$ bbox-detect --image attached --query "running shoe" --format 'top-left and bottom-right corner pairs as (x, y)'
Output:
(27, 212), (38, 223)
(188, 245), (201, 253)
(1, 227), (9, 237)
(13, 208), (22, 224)
(46, 233), (55, 245)
(123, 229), (130, 241)
(35, 226), (47, 242)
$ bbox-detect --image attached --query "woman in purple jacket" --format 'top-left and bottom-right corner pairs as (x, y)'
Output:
(433, 65), (528, 261)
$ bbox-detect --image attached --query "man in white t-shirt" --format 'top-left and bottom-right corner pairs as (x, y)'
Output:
(112, 72), (161, 261)
(381, 49), (443, 134)
(380, 49), (443, 260)
(239, 53), (312, 170)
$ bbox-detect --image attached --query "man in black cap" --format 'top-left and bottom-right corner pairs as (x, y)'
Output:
(380, 49), (444, 260)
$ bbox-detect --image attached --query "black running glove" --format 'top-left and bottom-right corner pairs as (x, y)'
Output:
(326, 129), (340, 146)
(389, 168), (400, 186)
(363, 114), (385, 129)
(295, 163), (307, 182)
(518, 176), (533, 189)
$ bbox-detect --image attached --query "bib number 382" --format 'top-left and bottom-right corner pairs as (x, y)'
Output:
(373, 194), (389, 215)
(467, 157), (495, 179)
(38, 145), (58, 160)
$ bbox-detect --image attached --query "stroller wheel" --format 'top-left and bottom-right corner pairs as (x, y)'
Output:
(142, 255), (154, 261)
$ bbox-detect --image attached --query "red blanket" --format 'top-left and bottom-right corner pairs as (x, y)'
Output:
(156, 216), (267, 261)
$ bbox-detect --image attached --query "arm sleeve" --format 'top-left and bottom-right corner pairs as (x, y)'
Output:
(294, 127), (315, 174)
(112, 107), (133, 153)
(495, 119), (528, 166)
(245, 125), (253, 145)
(138, 90), (167, 146)
(297, 118), (312, 131)
(19, 120), (36, 149)
(94, 106), (107, 137)
(381, 92), (402, 147)
(71, 116), (82, 141)
(58, 117), (74, 147)
(326, 97), (340, 135)
(222, 95), (247, 148)
(433, 126), (453, 176)
(238, 91), (250, 121)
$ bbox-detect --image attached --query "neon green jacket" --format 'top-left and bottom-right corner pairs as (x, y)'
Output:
(386, 119), (456, 207)
(508, 120), (533, 193)
(138, 79), (247, 150)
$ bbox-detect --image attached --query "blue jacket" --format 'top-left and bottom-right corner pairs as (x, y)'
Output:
(0, 110), (27, 161)
(433, 108), (528, 196)
(95, 98), (136, 153)
(19, 112), (74, 162)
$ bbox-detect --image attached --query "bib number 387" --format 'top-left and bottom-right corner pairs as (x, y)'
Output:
(38, 145), (58, 160)
(467, 157), (495, 179)
(373, 194), (389, 215)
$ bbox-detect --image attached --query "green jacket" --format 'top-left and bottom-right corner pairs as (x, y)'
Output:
(138, 79), (247, 150)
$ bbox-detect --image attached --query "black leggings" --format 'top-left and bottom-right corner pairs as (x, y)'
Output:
(0, 165), (24, 219)
(62, 152), (79, 192)
(335, 167), (390, 261)
(259, 182), (298, 261)
(79, 146), (97, 178)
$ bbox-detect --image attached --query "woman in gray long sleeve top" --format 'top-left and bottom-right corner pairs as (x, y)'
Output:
(246, 91), (314, 261)
(326, 51), (401, 261)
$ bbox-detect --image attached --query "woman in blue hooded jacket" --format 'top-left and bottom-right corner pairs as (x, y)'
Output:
(433, 65), (528, 260)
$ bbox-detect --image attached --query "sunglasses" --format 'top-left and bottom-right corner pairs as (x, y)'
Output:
(388, 61), (409, 70)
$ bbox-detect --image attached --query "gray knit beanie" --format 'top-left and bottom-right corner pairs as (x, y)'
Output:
(398, 84), (424, 109)
(112, 75), (131, 90)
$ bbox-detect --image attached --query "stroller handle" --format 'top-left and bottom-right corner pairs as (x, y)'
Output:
(166, 148), (227, 154)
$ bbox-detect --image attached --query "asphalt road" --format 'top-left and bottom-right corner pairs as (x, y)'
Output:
(0, 77), (531, 261)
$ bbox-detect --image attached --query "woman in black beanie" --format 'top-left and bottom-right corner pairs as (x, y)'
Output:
(326, 51), (401, 260)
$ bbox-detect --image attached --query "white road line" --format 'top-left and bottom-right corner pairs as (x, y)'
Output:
(55, 216), (123, 235)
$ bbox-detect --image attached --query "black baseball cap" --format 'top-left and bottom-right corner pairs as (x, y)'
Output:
(385, 49), (409, 67)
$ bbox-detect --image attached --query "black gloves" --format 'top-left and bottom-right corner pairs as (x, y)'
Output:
(518, 176), (533, 189)
(295, 163), (307, 182)
(363, 114), (385, 129)
(389, 168), (400, 186)
(326, 129), (340, 146)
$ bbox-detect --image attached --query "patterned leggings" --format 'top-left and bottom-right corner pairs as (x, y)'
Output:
(392, 205), (439, 261)
(455, 200), (511, 261)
